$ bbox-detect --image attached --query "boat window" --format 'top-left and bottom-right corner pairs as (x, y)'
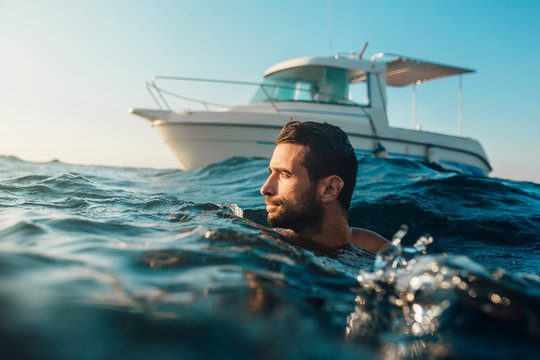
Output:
(250, 66), (368, 106)
(348, 77), (369, 105)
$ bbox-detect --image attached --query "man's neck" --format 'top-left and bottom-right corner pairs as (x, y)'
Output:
(296, 205), (351, 247)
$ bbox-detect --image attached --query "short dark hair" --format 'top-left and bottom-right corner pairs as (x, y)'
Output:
(276, 120), (358, 210)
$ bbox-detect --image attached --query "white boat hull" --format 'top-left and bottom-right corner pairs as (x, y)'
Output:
(132, 106), (491, 176)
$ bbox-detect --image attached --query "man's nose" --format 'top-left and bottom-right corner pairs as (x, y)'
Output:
(260, 174), (276, 196)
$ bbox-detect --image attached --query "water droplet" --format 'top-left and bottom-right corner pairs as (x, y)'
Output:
(411, 323), (422, 335)
(490, 293), (501, 304)
(410, 277), (421, 290)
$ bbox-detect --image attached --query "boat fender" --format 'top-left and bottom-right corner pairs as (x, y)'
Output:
(374, 142), (388, 158)
(427, 146), (440, 163)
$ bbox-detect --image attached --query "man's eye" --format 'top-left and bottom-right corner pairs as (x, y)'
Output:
(279, 172), (291, 178)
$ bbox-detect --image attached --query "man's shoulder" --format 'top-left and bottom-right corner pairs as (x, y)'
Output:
(350, 228), (391, 253)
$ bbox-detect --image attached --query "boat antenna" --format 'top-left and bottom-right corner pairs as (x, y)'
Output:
(327, 0), (332, 55)
(358, 42), (368, 59)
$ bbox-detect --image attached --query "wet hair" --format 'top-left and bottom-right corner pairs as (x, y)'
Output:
(275, 120), (358, 210)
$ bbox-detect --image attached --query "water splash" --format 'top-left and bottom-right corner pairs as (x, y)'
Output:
(347, 226), (540, 358)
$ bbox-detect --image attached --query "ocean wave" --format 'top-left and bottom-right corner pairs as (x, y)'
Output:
(1, 155), (539, 359)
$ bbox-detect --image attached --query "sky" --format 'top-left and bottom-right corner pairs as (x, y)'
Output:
(1, 0), (539, 183)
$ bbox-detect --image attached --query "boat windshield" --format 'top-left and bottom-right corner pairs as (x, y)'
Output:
(250, 66), (368, 106)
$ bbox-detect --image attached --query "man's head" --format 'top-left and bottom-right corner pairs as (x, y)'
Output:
(260, 120), (358, 233)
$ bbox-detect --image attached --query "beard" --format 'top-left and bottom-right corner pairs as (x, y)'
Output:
(266, 184), (324, 236)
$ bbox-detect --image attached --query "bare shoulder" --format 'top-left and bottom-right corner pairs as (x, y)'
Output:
(350, 228), (391, 253)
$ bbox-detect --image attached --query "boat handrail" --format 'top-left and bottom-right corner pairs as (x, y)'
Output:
(146, 81), (228, 110)
(145, 76), (362, 112)
(147, 76), (280, 112)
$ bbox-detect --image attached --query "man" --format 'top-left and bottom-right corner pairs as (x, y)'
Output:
(260, 120), (390, 253)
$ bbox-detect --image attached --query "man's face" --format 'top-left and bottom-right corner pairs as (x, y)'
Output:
(260, 143), (323, 234)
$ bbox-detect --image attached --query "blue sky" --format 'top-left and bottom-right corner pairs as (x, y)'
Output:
(1, 0), (539, 182)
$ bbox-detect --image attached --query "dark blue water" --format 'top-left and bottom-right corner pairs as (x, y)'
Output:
(1, 155), (539, 359)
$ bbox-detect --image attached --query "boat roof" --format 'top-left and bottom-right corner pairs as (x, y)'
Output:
(264, 54), (475, 87)
(382, 54), (475, 87)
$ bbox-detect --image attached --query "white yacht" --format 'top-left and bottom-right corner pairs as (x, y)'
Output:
(131, 52), (491, 176)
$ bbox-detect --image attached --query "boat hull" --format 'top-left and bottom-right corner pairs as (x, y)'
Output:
(138, 108), (491, 176)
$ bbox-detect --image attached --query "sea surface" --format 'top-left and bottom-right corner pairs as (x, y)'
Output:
(1, 154), (539, 359)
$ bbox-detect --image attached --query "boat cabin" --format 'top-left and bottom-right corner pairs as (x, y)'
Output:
(250, 54), (474, 114)
(250, 56), (378, 107)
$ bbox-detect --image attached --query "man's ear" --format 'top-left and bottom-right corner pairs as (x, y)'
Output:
(318, 175), (344, 203)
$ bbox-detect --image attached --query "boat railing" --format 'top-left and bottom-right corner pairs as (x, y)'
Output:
(146, 76), (281, 112)
(145, 76), (361, 112)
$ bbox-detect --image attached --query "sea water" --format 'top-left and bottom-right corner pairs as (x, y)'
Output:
(0, 155), (539, 359)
